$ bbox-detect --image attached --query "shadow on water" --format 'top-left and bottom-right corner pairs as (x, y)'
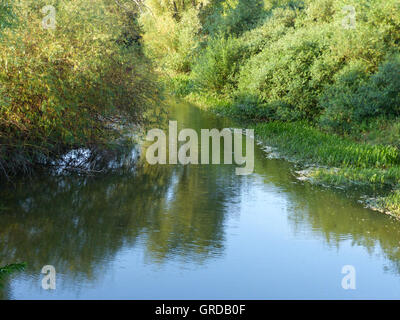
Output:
(1, 99), (400, 299)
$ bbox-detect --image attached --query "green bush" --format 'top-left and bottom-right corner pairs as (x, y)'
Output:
(240, 5), (299, 55)
(191, 35), (248, 94)
(318, 60), (371, 133)
(0, 0), (15, 31)
(141, 7), (201, 74)
(203, 0), (266, 37)
(166, 74), (196, 97)
(0, 0), (160, 176)
(229, 0), (400, 125)
(237, 25), (332, 120)
(319, 55), (400, 133)
(141, 0), (400, 136)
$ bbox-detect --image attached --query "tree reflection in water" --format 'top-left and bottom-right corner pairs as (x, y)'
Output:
(2, 100), (400, 299)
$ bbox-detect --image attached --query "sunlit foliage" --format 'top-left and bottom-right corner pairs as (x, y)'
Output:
(143, 0), (400, 131)
(0, 0), (160, 176)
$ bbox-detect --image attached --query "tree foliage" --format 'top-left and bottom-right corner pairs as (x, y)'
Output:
(0, 0), (160, 176)
(141, 0), (400, 136)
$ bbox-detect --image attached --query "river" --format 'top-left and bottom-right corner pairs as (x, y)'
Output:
(1, 99), (400, 299)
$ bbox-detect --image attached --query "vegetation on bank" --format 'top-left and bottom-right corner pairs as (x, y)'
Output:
(255, 122), (400, 170)
(0, 0), (160, 177)
(254, 122), (400, 216)
(0, 263), (26, 275)
(0, 263), (26, 286)
(139, 0), (400, 216)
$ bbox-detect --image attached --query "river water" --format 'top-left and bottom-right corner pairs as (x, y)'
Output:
(1, 99), (400, 299)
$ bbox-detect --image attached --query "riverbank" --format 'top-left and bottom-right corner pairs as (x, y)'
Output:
(254, 121), (400, 218)
(176, 91), (400, 218)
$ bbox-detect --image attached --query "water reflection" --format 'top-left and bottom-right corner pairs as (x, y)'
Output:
(253, 146), (400, 276)
(1, 99), (400, 299)
(0, 100), (243, 298)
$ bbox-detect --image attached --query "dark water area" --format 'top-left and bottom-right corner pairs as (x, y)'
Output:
(1, 99), (400, 299)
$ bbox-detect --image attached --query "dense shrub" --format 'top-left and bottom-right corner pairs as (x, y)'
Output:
(0, 0), (160, 176)
(233, 0), (400, 126)
(191, 35), (248, 94)
(203, 0), (266, 37)
(141, 0), (400, 134)
(141, 6), (202, 74)
(237, 25), (332, 120)
(0, 0), (15, 31)
(319, 55), (400, 133)
(240, 6), (298, 55)
(166, 74), (196, 97)
(318, 61), (371, 133)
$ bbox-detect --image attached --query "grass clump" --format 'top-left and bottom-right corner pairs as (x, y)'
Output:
(255, 121), (400, 169)
(311, 167), (400, 188)
(376, 190), (400, 217)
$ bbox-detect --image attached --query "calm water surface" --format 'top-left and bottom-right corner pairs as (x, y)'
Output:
(1, 100), (400, 299)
